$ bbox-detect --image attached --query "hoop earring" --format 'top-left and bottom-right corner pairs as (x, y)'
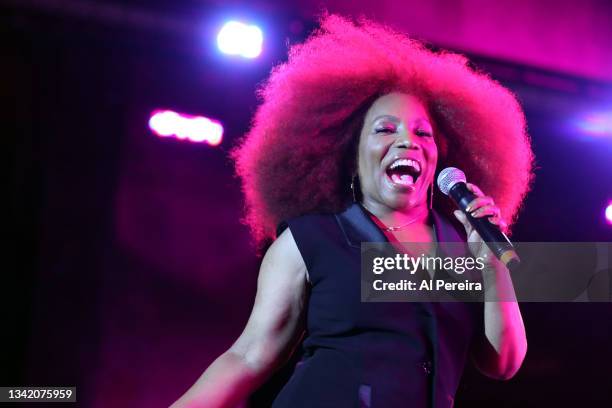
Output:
(428, 182), (434, 210)
(350, 174), (358, 202)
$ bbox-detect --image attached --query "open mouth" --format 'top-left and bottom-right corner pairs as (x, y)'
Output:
(385, 158), (421, 187)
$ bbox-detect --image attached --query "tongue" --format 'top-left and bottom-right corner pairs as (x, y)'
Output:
(391, 173), (414, 185)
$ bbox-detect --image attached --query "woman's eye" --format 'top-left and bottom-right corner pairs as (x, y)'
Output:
(375, 127), (395, 134)
(415, 129), (433, 137)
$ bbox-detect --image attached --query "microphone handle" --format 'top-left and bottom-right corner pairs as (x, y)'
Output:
(449, 182), (520, 270)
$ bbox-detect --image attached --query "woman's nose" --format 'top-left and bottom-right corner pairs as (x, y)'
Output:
(394, 132), (419, 149)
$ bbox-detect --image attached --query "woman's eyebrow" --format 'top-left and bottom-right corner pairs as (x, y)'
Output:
(371, 114), (400, 124)
(414, 118), (433, 128)
(371, 115), (432, 126)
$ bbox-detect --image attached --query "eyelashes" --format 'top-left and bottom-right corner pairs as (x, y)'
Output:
(415, 129), (433, 137)
(375, 127), (395, 134)
(374, 127), (432, 137)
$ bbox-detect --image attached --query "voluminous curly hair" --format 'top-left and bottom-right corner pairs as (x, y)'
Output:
(231, 14), (534, 247)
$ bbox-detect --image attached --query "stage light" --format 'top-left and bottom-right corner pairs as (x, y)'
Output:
(605, 202), (612, 225)
(576, 111), (612, 137)
(217, 21), (263, 58)
(149, 110), (223, 146)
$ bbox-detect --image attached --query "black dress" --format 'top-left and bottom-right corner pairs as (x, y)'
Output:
(272, 203), (482, 408)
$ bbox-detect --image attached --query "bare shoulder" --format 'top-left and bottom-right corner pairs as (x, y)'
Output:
(259, 227), (308, 286)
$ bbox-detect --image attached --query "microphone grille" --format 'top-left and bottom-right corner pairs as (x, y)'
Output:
(437, 167), (466, 196)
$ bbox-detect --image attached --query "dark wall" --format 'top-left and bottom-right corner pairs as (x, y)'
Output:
(3, 6), (268, 406)
(4, 4), (611, 408)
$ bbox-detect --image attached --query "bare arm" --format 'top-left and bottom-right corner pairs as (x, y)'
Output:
(453, 183), (527, 380)
(170, 229), (308, 408)
(471, 260), (527, 380)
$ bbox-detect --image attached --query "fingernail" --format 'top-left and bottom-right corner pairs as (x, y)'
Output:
(465, 205), (471, 212)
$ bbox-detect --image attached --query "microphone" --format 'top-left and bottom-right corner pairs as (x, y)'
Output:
(437, 167), (520, 271)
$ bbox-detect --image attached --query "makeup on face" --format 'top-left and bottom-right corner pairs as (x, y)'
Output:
(358, 93), (438, 211)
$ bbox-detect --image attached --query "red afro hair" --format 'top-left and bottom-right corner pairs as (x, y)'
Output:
(231, 14), (535, 247)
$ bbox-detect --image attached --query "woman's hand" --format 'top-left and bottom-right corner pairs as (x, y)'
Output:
(453, 185), (527, 380)
(452, 182), (508, 268)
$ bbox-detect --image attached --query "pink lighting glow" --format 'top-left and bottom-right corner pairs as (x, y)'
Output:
(149, 110), (223, 145)
(577, 112), (612, 137)
(606, 202), (612, 225)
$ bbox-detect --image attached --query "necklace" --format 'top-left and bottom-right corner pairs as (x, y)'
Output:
(381, 220), (420, 232)
(361, 203), (424, 232)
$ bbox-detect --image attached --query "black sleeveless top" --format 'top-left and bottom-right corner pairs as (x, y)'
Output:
(272, 203), (482, 408)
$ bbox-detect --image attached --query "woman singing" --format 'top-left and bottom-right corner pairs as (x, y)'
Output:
(172, 13), (533, 408)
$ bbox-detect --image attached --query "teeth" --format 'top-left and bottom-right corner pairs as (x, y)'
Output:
(389, 158), (420, 172)
(391, 173), (414, 185)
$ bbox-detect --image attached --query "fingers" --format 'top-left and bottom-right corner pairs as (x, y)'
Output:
(488, 215), (509, 234)
(453, 210), (473, 234)
(454, 210), (468, 228)
(465, 196), (494, 213)
(466, 182), (484, 197)
(467, 203), (509, 234)
(454, 209), (466, 224)
(470, 204), (499, 218)
(461, 183), (510, 235)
